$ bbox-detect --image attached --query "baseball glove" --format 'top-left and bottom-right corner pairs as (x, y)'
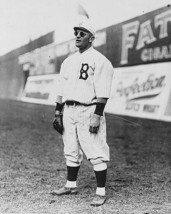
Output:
(53, 113), (63, 135)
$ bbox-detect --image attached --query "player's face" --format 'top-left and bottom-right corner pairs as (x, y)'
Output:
(74, 30), (93, 53)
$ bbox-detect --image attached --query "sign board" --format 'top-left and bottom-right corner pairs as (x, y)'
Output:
(105, 62), (171, 121)
(19, 44), (55, 76)
(21, 74), (59, 105)
(104, 6), (171, 67)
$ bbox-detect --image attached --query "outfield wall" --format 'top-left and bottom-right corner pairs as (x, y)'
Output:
(21, 61), (171, 122)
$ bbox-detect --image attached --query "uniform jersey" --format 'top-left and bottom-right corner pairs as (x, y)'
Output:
(57, 47), (114, 104)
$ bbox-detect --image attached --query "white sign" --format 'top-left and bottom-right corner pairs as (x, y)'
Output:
(105, 62), (171, 121)
(22, 74), (59, 105)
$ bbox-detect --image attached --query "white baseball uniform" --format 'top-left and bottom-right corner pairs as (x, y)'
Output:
(57, 47), (114, 167)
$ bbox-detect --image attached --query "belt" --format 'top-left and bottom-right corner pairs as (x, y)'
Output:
(65, 100), (97, 107)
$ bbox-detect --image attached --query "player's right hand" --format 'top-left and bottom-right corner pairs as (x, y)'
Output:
(53, 113), (63, 135)
(89, 114), (101, 134)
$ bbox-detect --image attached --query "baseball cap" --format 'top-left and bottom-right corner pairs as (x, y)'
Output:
(73, 20), (95, 36)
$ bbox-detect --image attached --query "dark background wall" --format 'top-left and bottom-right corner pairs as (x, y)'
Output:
(0, 32), (54, 99)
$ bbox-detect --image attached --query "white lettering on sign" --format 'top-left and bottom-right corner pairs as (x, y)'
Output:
(121, 9), (171, 65)
(136, 20), (156, 50)
(121, 21), (139, 64)
(155, 9), (171, 39)
(141, 45), (171, 61)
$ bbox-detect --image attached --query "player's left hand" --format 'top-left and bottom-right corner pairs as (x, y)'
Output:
(89, 114), (101, 134)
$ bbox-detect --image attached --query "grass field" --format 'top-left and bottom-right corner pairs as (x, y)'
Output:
(0, 99), (171, 214)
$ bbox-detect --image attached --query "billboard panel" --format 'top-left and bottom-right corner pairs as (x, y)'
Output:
(105, 62), (171, 121)
(105, 6), (171, 67)
(21, 74), (59, 105)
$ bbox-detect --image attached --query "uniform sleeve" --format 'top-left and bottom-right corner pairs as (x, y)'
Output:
(94, 60), (114, 98)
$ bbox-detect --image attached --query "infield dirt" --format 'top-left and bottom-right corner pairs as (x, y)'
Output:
(0, 99), (171, 214)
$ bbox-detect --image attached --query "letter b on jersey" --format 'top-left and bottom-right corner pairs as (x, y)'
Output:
(79, 63), (89, 80)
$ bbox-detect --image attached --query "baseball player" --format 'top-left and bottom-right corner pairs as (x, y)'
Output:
(52, 19), (114, 206)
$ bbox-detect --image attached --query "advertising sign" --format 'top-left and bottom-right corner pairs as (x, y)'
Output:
(21, 74), (59, 105)
(105, 62), (171, 121)
(19, 44), (55, 76)
(105, 6), (171, 67)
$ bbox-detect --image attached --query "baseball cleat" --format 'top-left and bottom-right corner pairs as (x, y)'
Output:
(90, 194), (107, 206)
(50, 186), (78, 196)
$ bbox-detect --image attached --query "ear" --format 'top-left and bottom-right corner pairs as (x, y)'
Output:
(89, 36), (95, 43)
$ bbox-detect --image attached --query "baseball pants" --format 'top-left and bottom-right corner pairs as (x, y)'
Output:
(62, 104), (110, 167)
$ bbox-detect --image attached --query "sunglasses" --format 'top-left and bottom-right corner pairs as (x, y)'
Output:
(74, 31), (87, 37)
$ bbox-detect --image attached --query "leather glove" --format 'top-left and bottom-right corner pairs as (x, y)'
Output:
(89, 114), (101, 134)
(53, 113), (63, 135)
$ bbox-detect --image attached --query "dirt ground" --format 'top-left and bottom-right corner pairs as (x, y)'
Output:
(0, 99), (171, 214)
